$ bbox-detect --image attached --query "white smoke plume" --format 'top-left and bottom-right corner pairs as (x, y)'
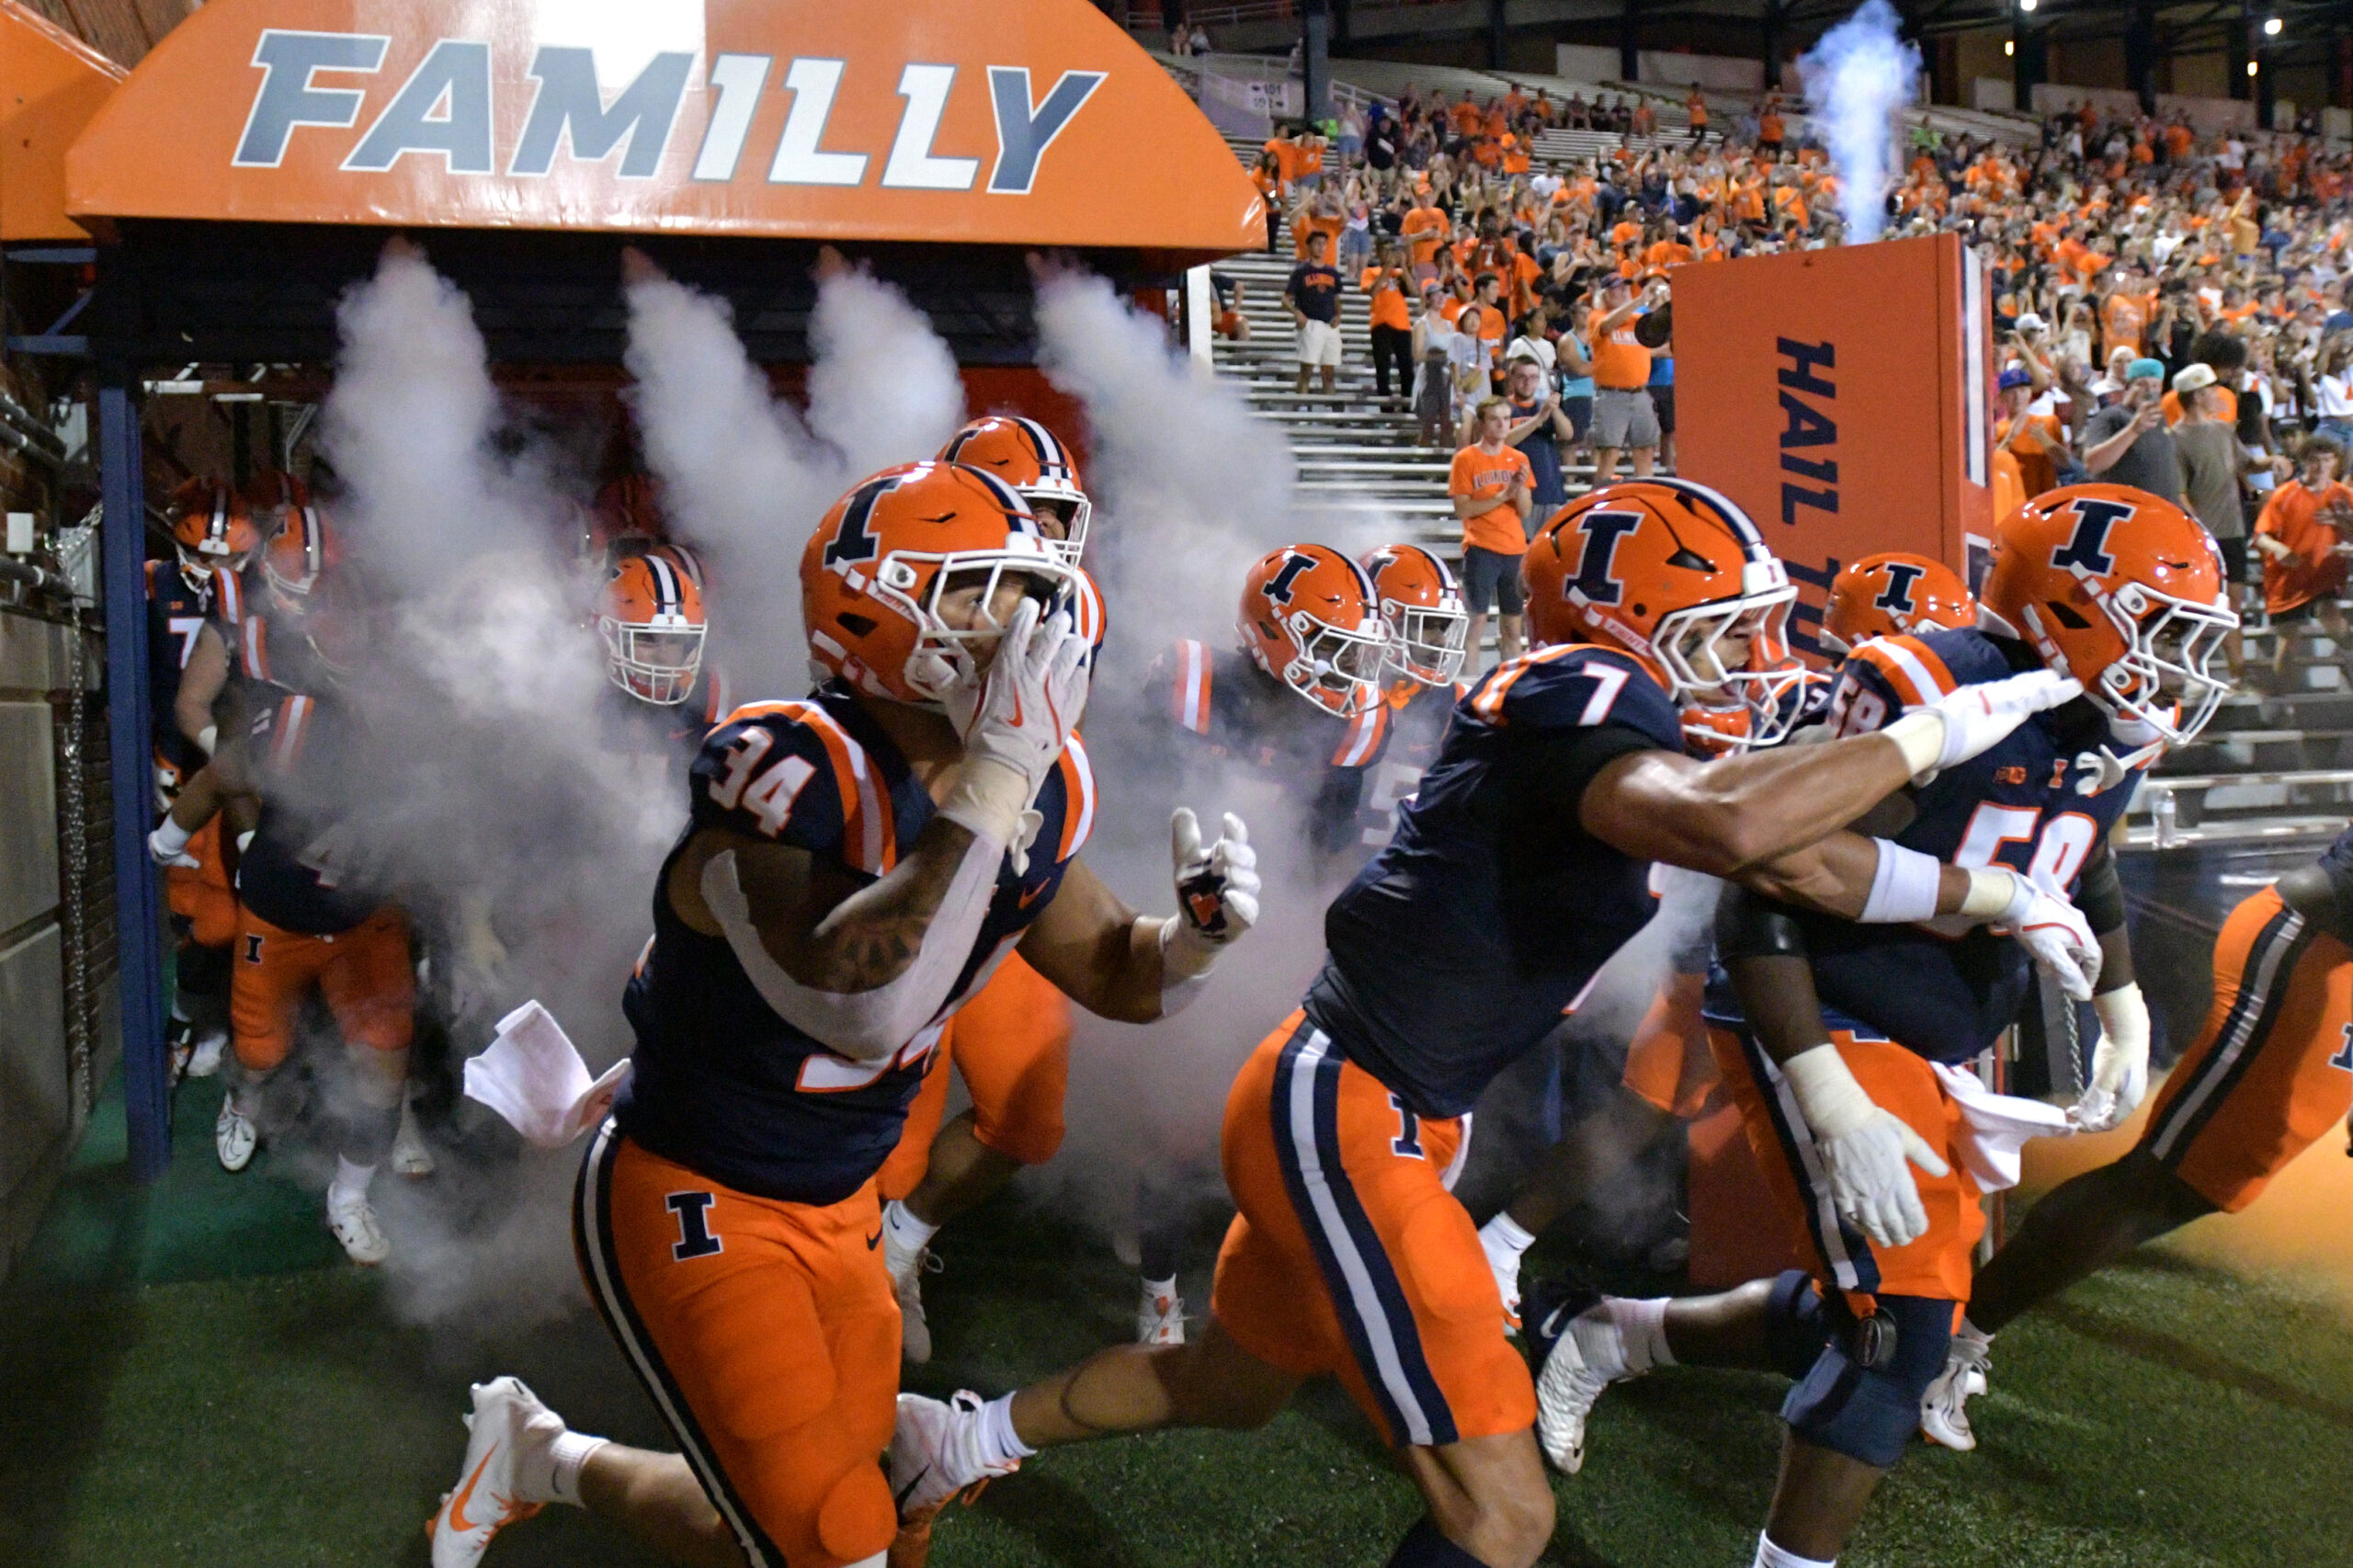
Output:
(620, 251), (968, 690)
(1798, 0), (1920, 244)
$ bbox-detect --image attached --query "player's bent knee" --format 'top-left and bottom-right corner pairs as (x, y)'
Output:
(1762, 1270), (1831, 1381)
(811, 1460), (897, 1566)
(1779, 1293), (1953, 1469)
(972, 1108), (1064, 1167)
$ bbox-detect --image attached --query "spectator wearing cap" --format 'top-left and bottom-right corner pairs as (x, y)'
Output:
(1587, 273), (1666, 483)
(2172, 362), (2252, 680)
(1996, 367), (2069, 498)
(2081, 357), (2182, 504)
(1284, 230), (1344, 398)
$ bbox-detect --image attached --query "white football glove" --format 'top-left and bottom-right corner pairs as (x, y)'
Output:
(149, 818), (199, 869)
(938, 597), (1090, 865)
(1886, 669), (2085, 780)
(1781, 1042), (1949, 1248)
(1166, 808), (1261, 967)
(1979, 867), (2103, 1002)
(2069, 981), (2150, 1133)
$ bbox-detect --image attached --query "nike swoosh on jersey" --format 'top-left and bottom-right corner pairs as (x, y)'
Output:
(867, 1228), (884, 1250)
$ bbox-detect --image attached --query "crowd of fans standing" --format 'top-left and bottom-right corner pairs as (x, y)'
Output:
(1237, 77), (2351, 677)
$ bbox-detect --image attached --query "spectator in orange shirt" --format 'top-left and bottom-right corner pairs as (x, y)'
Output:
(1995, 367), (2069, 497)
(2100, 267), (2152, 358)
(1250, 152), (1285, 254)
(1587, 274), (1665, 483)
(1758, 98), (1786, 153)
(1450, 91), (1484, 138)
(1449, 398), (1536, 670)
(1362, 241), (1415, 407)
(1685, 87), (1708, 142)
(1400, 187), (1449, 280)
(2253, 436), (2353, 675)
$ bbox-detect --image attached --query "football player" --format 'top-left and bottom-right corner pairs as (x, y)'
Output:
(873, 423), (1099, 1364)
(888, 479), (2092, 1568)
(1815, 551), (1978, 658)
(1527, 485), (2234, 1568)
(151, 548), (418, 1266)
(1919, 820), (2353, 1450)
(597, 545), (733, 756)
(151, 480), (259, 1080)
(1358, 543), (1471, 849)
(425, 460), (1258, 1568)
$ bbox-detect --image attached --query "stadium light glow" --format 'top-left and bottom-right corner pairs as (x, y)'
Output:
(2247, 59), (2259, 74)
(2263, 16), (2281, 34)
(2005, 39), (2015, 54)
(2018, 0), (2036, 13)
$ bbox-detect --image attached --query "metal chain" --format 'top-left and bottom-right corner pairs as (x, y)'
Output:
(57, 597), (93, 1133)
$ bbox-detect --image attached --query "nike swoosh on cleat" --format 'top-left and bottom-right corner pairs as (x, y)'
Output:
(894, 1463), (935, 1512)
(446, 1447), (497, 1533)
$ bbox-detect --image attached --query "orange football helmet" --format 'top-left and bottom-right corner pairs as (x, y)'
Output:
(1820, 551), (1977, 655)
(169, 480), (260, 576)
(599, 550), (708, 706)
(244, 468), (310, 520)
(261, 498), (338, 618)
(938, 416), (1090, 567)
(1522, 478), (1805, 751)
(1237, 544), (1391, 719)
(1980, 483), (2234, 745)
(801, 460), (1077, 707)
(1360, 543), (1468, 687)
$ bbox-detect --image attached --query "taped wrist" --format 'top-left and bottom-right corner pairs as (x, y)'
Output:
(2075, 850), (2126, 934)
(937, 755), (1039, 849)
(1156, 917), (1216, 1017)
(1958, 866), (2029, 923)
(1780, 1042), (1874, 1142)
(1881, 709), (1948, 778)
(152, 817), (194, 858)
(2092, 981), (2148, 1054)
(1859, 840), (1943, 924)
(700, 840), (1002, 1063)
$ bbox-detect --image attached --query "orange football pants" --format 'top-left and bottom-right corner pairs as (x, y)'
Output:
(574, 1126), (899, 1568)
(230, 903), (415, 1072)
(1211, 1011), (1532, 1449)
(877, 953), (1072, 1199)
(2142, 885), (2353, 1211)
(1710, 1024), (1984, 1305)
(165, 816), (239, 950)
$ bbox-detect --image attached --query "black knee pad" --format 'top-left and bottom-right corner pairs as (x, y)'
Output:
(1762, 1269), (1831, 1382)
(1779, 1293), (1955, 1468)
(176, 941), (230, 999)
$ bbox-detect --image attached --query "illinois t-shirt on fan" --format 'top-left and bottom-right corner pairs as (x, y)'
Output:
(1450, 444), (1536, 555)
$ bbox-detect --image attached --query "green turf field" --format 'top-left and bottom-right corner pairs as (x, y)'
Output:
(6, 1072), (2351, 1568)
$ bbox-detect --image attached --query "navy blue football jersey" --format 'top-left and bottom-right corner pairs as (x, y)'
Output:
(1154, 639), (1389, 861)
(1706, 628), (2145, 1064)
(1304, 643), (1687, 1118)
(236, 688), (391, 936)
(616, 683), (1097, 1206)
(1358, 678), (1464, 848)
(146, 560), (241, 780)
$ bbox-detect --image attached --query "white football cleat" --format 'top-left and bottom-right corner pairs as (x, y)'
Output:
(187, 1026), (227, 1079)
(1921, 1324), (1993, 1451)
(215, 1091), (257, 1172)
(886, 1233), (936, 1364)
(1534, 1300), (1633, 1474)
(1137, 1281), (1187, 1346)
(327, 1185), (392, 1265)
(889, 1391), (1017, 1524)
(392, 1096), (438, 1179)
(426, 1377), (554, 1568)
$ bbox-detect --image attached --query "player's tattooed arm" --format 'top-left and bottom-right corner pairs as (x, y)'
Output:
(667, 818), (988, 994)
(1017, 857), (1168, 1023)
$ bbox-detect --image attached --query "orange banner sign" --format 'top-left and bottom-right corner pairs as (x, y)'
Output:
(1675, 234), (1995, 656)
(0, 0), (125, 242)
(65, 0), (1262, 261)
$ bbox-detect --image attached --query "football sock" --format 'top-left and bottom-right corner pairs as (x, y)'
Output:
(1477, 1211), (1536, 1283)
(977, 1392), (1036, 1470)
(1141, 1274), (1179, 1306)
(1753, 1531), (1836, 1568)
(1608, 1295), (1675, 1373)
(883, 1199), (939, 1255)
(1383, 1517), (1484, 1567)
(544, 1430), (609, 1507)
(329, 1156), (376, 1206)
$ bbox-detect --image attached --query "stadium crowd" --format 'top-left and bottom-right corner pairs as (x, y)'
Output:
(1247, 85), (2351, 679)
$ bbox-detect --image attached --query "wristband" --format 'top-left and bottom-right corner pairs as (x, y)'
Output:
(151, 817), (193, 859)
(1156, 918), (1217, 1017)
(1859, 840), (1943, 924)
(1881, 710), (1948, 778)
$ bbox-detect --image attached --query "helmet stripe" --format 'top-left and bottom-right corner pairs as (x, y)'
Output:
(645, 552), (681, 614)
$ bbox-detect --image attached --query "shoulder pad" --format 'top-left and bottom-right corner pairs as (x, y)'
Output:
(1843, 633), (1963, 710)
(240, 614), (272, 683)
(1163, 639), (1213, 735)
(1466, 645), (1681, 747)
(213, 568), (244, 626)
(691, 701), (891, 872)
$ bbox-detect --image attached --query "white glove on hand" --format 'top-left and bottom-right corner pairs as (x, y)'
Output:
(149, 818), (199, 869)
(1781, 1042), (1950, 1248)
(1980, 868), (2103, 1001)
(938, 598), (1090, 859)
(1165, 808), (1261, 973)
(2069, 981), (2150, 1132)
(1886, 669), (2085, 780)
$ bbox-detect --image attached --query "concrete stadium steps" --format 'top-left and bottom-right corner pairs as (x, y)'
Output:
(2128, 634), (2353, 846)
